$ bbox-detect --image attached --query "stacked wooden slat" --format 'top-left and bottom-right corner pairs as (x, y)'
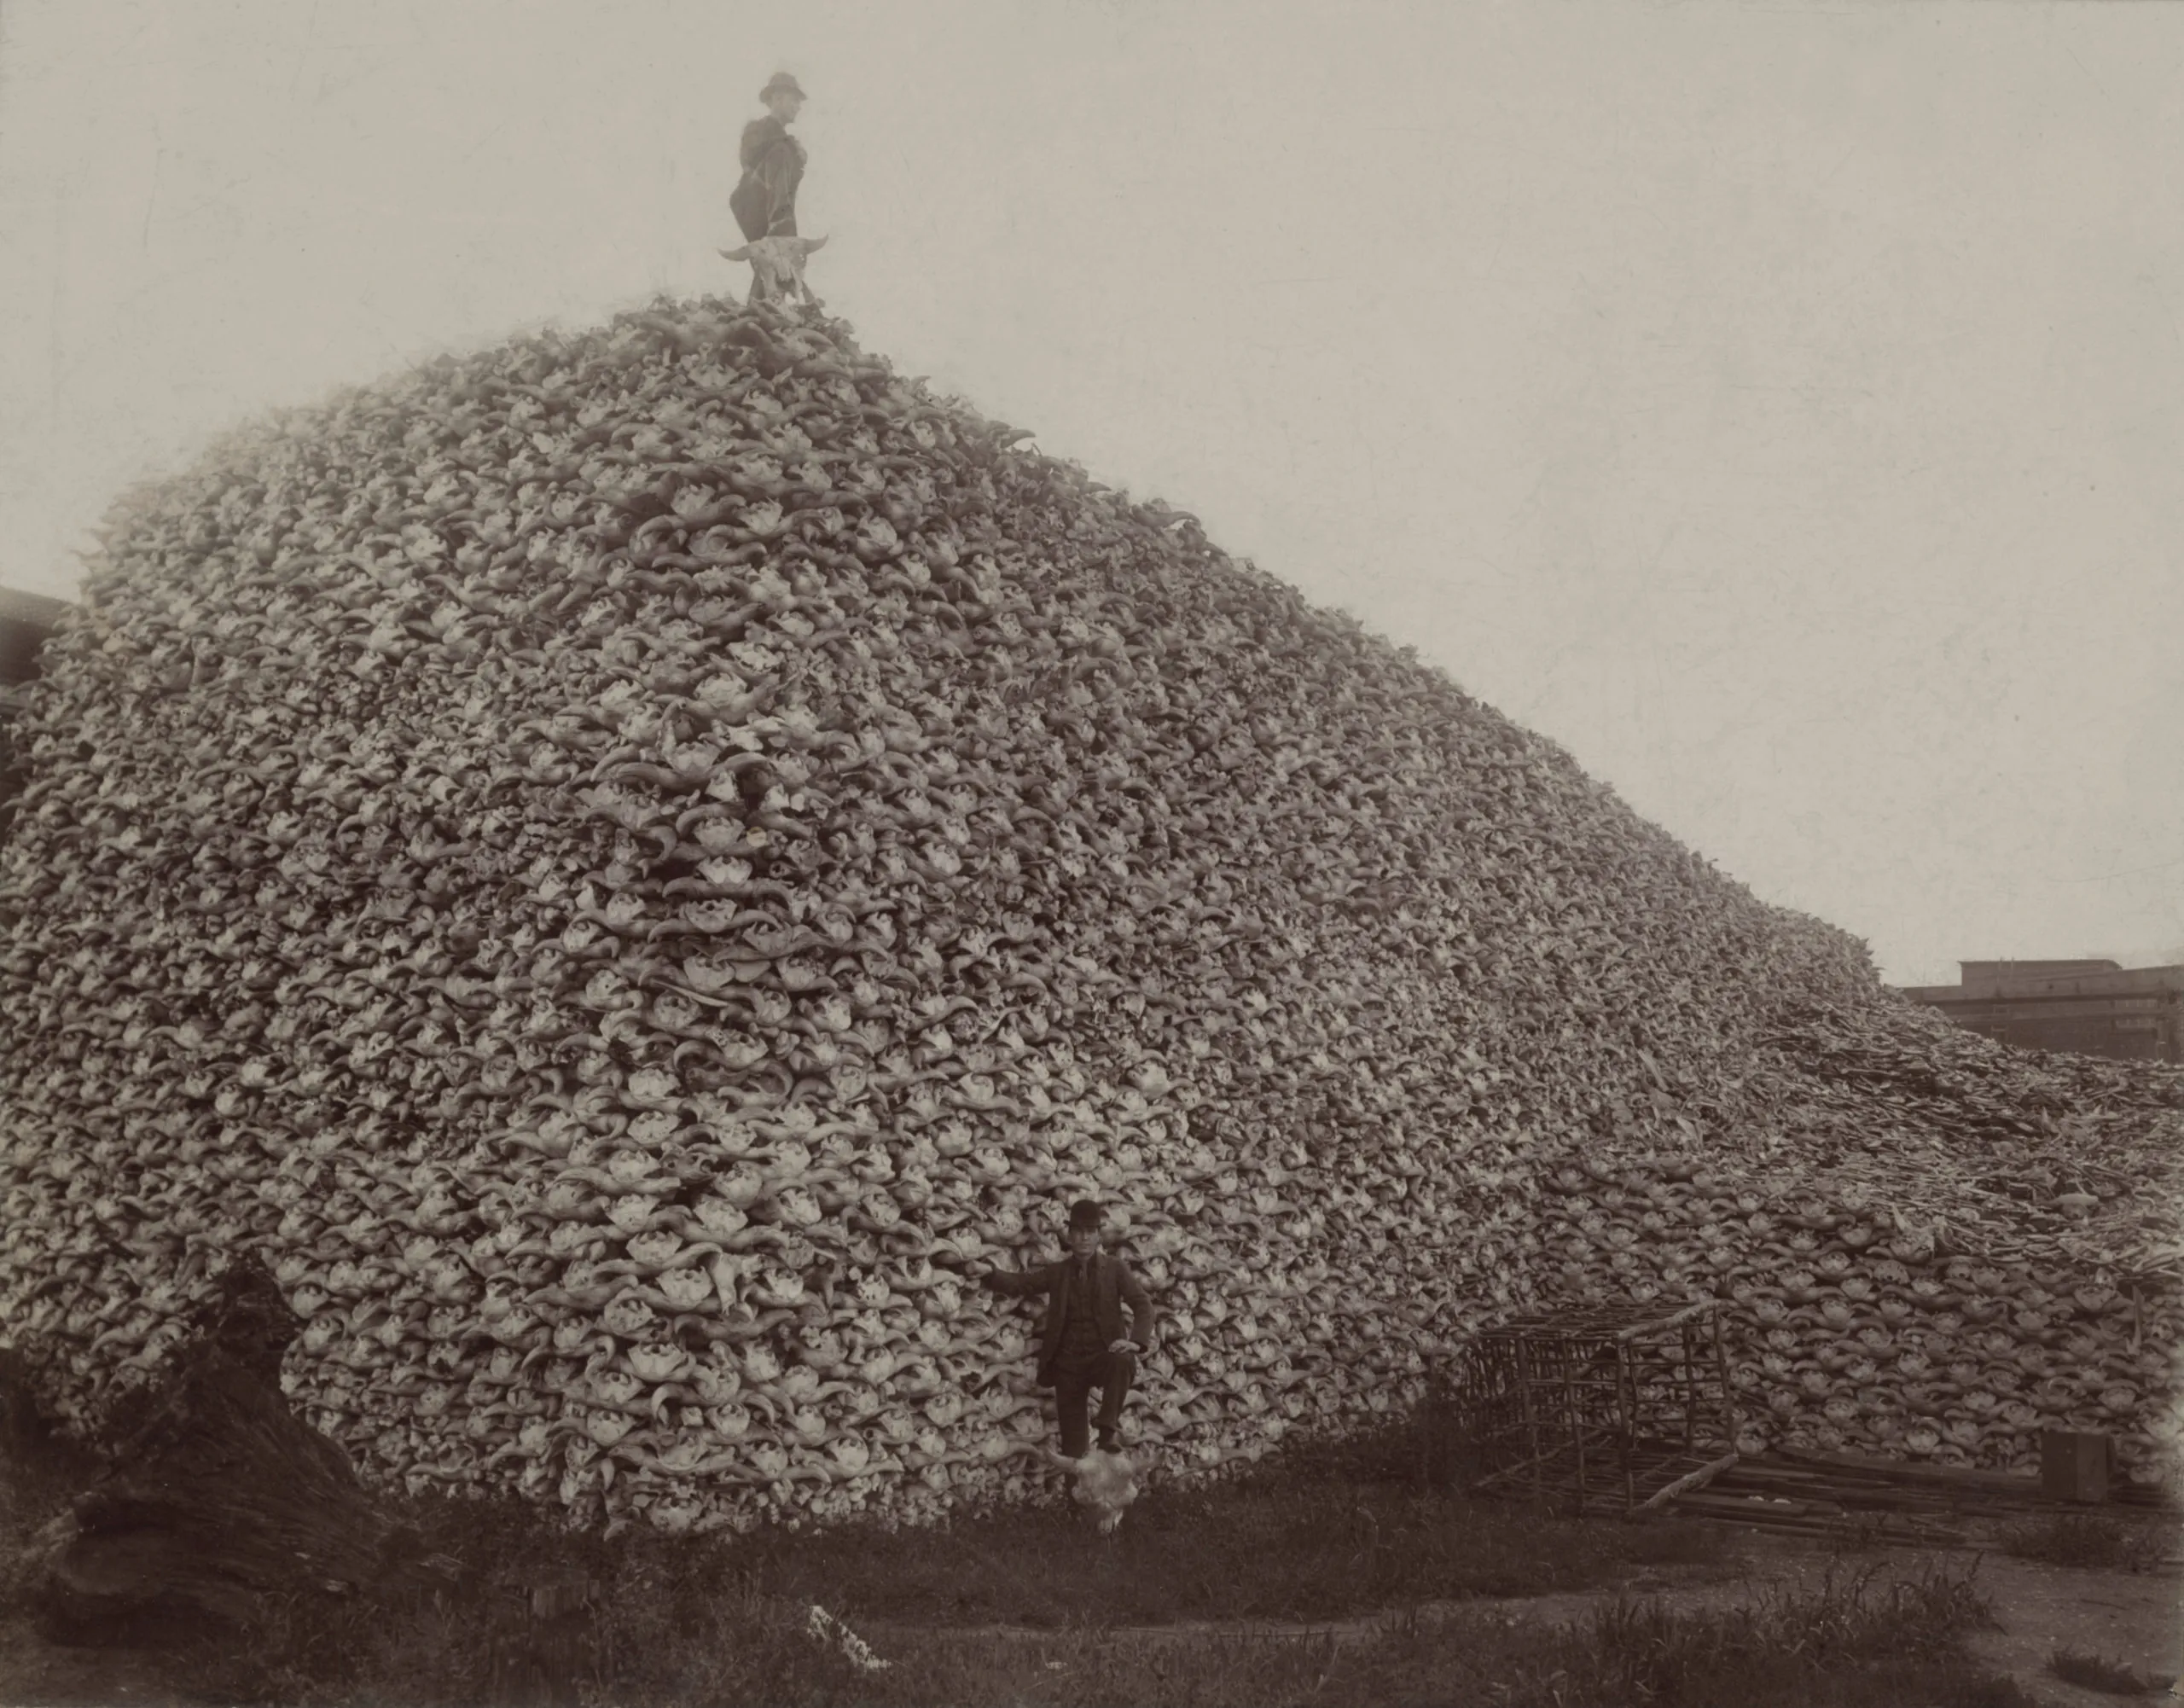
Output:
(1667, 1444), (2178, 1543)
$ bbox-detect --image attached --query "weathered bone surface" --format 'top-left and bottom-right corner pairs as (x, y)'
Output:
(718, 234), (828, 305)
(0, 295), (2178, 1538)
(1048, 1446), (1139, 1532)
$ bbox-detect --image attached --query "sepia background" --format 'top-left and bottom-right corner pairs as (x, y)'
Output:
(2, 0), (2179, 987)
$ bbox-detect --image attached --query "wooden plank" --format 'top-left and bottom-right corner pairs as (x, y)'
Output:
(1722, 1475), (1989, 1514)
(1774, 1446), (2042, 1494)
(1673, 1491), (1844, 1519)
(2039, 1431), (2114, 1504)
(1638, 1450), (1741, 1512)
(1716, 1450), (2143, 1522)
(1613, 1303), (1716, 1343)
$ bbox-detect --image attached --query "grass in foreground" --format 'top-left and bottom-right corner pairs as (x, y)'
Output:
(219, 1552), (2031, 1707)
(6, 1469), (2036, 1708)
(2047, 1645), (2170, 1698)
(0, 1409), (2033, 1706)
(121, 1443), (1745, 1701)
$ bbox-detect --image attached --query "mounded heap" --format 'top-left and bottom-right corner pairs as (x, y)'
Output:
(3, 297), (2179, 1534)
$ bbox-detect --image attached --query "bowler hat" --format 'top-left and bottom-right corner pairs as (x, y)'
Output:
(761, 73), (807, 102)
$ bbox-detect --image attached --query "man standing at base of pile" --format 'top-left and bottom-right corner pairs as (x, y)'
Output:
(979, 1200), (1158, 1457)
(732, 73), (808, 257)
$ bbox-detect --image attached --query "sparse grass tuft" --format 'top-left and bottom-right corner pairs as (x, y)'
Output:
(2048, 1646), (2168, 1698)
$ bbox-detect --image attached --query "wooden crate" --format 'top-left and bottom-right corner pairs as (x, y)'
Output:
(1441, 1300), (1740, 1516)
(2039, 1430), (2114, 1505)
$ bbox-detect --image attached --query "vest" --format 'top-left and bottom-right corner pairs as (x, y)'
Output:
(1057, 1257), (1107, 1359)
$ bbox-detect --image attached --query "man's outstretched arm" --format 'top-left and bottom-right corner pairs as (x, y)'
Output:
(981, 1261), (1056, 1299)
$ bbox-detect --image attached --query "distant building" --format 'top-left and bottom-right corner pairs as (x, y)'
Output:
(1899, 961), (2184, 1063)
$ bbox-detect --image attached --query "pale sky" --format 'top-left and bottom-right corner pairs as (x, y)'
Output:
(3, 1), (2180, 987)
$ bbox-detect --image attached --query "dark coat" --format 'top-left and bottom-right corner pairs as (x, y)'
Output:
(984, 1252), (1158, 1388)
(732, 116), (805, 241)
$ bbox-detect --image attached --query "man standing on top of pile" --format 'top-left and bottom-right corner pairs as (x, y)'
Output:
(732, 73), (808, 247)
(979, 1200), (1158, 1457)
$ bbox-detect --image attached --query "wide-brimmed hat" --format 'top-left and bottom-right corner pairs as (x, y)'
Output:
(761, 73), (807, 102)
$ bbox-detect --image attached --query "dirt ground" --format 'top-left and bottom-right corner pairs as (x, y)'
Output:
(1951, 1553), (2181, 1706)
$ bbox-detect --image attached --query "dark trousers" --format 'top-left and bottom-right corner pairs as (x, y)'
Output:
(731, 181), (795, 244)
(1051, 1348), (1135, 1457)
